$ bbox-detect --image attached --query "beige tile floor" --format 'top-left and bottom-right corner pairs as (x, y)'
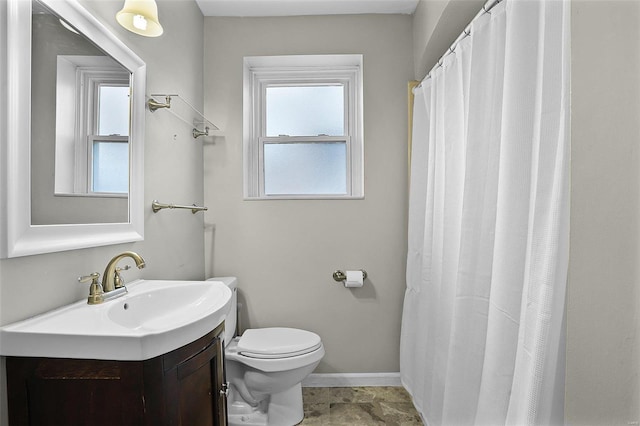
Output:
(300, 386), (423, 425)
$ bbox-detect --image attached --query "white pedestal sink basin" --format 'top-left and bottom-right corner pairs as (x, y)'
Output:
(0, 279), (232, 361)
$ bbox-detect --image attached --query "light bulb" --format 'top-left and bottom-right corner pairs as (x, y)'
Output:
(133, 14), (148, 31)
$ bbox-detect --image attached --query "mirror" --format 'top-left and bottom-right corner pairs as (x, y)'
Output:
(1, 0), (145, 258)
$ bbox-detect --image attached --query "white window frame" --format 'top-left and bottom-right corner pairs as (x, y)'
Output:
(54, 55), (129, 197)
(80, 70), (130, 195)
(243, 55), (364, 200)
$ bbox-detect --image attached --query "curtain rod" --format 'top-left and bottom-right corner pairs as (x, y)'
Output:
(417, 0), (502, 87)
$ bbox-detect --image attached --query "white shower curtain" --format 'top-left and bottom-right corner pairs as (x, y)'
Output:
(400, 1), (570, 425)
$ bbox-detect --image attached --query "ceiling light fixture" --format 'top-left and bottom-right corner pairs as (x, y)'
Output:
(116, 0), (163, 37)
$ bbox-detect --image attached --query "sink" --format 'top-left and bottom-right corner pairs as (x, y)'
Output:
(107, 281), (226, 330)
(0, 279), (232, 361)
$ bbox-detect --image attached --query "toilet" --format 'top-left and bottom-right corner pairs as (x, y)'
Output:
(209, 277), (325, 426)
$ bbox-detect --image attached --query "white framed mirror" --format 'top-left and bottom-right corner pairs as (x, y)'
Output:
(1, 0), (145, 258)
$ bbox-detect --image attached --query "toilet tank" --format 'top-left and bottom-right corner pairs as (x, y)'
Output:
(207, 276), (237, 346)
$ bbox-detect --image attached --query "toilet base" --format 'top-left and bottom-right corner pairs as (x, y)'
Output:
(227, 406), (267, 426)
(227, 383), (304, 426)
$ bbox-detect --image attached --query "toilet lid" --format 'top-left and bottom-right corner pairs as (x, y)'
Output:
(237, 327), (322, 359)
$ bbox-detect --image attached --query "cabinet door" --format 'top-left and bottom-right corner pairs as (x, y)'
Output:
(6, 357), (145, 426)
(164, 335), (227, 426)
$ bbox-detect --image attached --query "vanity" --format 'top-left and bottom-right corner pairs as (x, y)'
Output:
(1, 278), (233, 426)
(7, 324), (226, 426)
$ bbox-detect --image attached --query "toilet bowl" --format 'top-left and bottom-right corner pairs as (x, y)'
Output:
(209, 277), (324, 426)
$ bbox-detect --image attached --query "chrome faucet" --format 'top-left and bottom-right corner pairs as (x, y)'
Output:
(102, 251), (146, 293)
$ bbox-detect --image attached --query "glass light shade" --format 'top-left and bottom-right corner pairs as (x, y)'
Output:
(116, 0), (163, 37)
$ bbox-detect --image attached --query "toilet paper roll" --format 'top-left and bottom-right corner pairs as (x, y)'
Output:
(344, 270), (364, 288)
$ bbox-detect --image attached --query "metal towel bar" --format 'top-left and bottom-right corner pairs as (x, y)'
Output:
(152, 200), (208, 214)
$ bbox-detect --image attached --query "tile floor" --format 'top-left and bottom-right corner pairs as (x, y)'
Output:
(300, 386), (423, 425)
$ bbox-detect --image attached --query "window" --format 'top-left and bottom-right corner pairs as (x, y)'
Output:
(243, 55), (363, 199)
(54, 55), (130, 196)
(90, 83), (130, 194)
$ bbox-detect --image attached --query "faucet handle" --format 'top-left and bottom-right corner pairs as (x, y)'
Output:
(114, 265), (131, 289)
(78, 272), (100, 283)
(79, 273), (104, 305)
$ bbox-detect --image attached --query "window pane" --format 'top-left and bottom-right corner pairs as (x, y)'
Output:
(266, 85), (344, 137)
(93, 141), (129, 193)
(98, 86), (130, 136)
(264, 142), (347, 195)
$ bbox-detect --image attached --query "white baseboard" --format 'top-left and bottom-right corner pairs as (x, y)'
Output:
(302, 372), (402, 388)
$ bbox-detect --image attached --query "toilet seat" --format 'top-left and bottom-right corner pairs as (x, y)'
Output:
(226, 336), (325, 373)
(237, 327), (322, 359)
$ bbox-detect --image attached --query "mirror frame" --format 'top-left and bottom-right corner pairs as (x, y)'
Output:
(1, 0), (145, 258)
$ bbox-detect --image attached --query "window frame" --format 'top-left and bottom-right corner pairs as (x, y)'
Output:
(243, 55), (364, 200)
(81, 72), (130, 195)
(54, 55), (132, 198)
(53, 57), (130, 197)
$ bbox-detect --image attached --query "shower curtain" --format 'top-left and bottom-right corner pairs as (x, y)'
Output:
(400, 1), (569, 425)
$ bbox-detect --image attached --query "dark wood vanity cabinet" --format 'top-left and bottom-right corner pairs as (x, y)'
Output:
(6, 323), (227, 426)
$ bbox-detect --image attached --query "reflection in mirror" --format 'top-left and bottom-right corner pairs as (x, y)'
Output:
(2, 0), (145, 258)
(31, 0), (130, 225)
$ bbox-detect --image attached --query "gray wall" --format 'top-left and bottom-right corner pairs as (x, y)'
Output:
(412, 0), (483, 80)
(202, 14), (413, 374)
(0, 1), (206, 424)
(566, 1), (640, 424)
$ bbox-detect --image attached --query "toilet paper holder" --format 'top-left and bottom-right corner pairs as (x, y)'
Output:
(333, 269), (368, 282)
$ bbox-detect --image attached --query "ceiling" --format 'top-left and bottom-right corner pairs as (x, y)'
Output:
(195, 0), (420, 17)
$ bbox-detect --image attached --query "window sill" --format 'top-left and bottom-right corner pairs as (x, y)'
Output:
(244, 195), (364, 201)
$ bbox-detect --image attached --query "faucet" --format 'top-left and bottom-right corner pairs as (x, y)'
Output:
(102, 251), (146, 293)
